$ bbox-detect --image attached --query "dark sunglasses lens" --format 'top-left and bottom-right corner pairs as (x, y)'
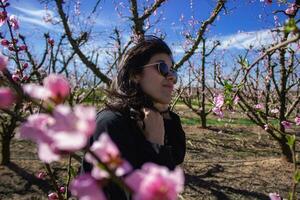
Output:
(158, 62), (169, 76)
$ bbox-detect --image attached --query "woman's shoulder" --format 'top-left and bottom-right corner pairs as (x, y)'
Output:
(96, 108), (129, 124)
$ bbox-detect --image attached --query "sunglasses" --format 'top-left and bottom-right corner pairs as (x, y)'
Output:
(141, 62), (178, 84)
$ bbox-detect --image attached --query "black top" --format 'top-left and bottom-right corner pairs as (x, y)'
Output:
(82, 108), (186, 199)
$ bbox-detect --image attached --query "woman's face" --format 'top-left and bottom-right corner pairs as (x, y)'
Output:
(136, 53), (176, 105)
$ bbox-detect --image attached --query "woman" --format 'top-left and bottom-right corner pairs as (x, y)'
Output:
(82, 35), (186, 199)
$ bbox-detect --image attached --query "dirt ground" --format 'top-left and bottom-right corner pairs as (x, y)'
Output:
(0, 107), (299, 200)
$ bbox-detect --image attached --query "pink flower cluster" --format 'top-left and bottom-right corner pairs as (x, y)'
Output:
(281, 121), (291, 129)
(85, 133), (132, 179)
(23, 74), (70, 104)
(126, 163), (184, 200)
(295, 116), (300, 126)
(269, 192), (281, 200)
(212, 94), (224, 118)
(19, 104), (96, 163)
(70, 133), (184, 200)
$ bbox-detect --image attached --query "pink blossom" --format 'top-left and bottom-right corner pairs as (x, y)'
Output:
(19, 45), (27, 51)
(19, 105), (96, 163)
(70, 173), (106, 200)
(85, 133), (132, 179)
(270, 108), (279, 114)
(281, 121), (291, 129)
(0, 53), (8, 71)
(43, 74), (70, 102)
(254, 104), (263, 110)
(23, 84), (52, 100)
(0, 87), (15, 109)
(1, 39), (9, 46)
(233, 96), (239, 105)
(269, 193), (281, 200)
(212, 94), (224, 118)
(9, 15), (19, 30)
(22, 63), (28, 69)
(37, 171), (47, 179)
(212, 107), (224, 118)
(264, 124), (269, 131)
(19, 114), (60, 163)
(295, 116), (300, 126)
(125, 163), (184, 200)
(12, 73), (20, 82)
(23, 73), (70, 103)
(49, 104), (96, 152)
(48, 38), (54, 46)
(213, 94), (224, 108)
(48, 192), (58, 200)
(59, 186), (65, 193)
(0, 11), (7, 27)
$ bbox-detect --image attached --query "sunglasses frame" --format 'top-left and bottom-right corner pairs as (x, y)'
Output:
(141, 62), (178, 83)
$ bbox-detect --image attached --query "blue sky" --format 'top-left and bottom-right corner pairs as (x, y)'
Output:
(4, 0), (298, 79)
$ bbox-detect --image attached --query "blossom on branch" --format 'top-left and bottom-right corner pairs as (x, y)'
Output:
(125, 163), (184, 200)
(70, 173), (106, 200)
(0, 87), (15, 109)
(85, 133), (132, 180)
(19, 105), (96, 163)
(0, 53), (8, 71)
(23, 73), (70, 104)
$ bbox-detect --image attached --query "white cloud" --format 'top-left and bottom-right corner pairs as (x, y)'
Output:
(11, 5), (61, 32)
(171, 29), (283, 55)
(212, 29), (280, 50)
(12, 6), (55, 18)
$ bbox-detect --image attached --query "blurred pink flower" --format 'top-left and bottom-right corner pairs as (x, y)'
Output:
(49, 104), (96, 152)
(85, 133), (132, 179)
(1, 39), (9, 46)
(233, 96), (239, 105)
(59, 186), (65, 193)
(37, 171), (47, 180)
(19, 114), (60, 163)
(254, 104), (264, 110)
(12, 73), (20, 82)
(269, 192), (281, 200)
(23, 73), (70, 103)
(0, 11), (7, 27)
(281, 121), (291, 129)
(70, 173), (106, 200)
(212, 94), (224, 118)
(270, 108), (279, 114)
(19, 45), (27, 51)
(48, 192), (58, 200)
(264, 124), (269, 131)
(126, 163), (184, 200)
(19, 105), (96, 163)
(212, 107), (224, 118)
(9, 15), (19, 30)
(295, 116), (300, 126)
(0, 53), (8, 71)
(0, 87), (15, 109)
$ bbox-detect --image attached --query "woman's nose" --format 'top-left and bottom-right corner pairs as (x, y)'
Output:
(166, 73), (177, 84)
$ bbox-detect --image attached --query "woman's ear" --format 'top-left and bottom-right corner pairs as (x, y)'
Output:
(131, 74), (141, 84)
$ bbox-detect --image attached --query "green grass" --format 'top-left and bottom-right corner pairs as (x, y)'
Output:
(181, 116), (261, 126)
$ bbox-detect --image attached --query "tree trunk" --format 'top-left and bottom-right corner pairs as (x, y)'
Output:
(278, 137), (293, 162)
(200, 39), (207, 128)
(1, 135), (11, 165)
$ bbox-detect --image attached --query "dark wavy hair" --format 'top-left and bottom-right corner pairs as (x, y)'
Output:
(106, 36), (173, 113)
